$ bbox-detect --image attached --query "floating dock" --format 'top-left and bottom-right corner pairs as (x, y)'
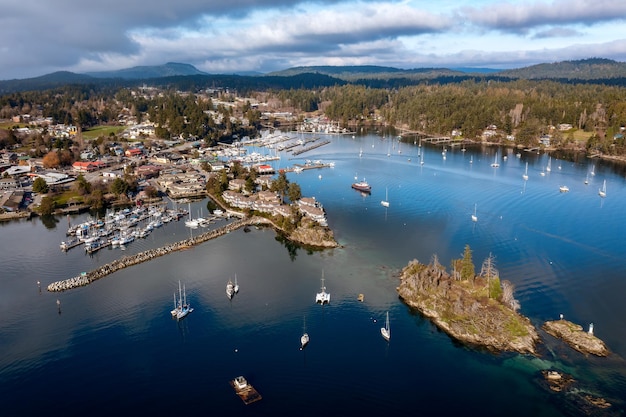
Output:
(230, 376), (262, 405)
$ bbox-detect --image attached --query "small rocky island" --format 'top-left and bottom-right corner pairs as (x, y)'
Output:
(543, 319), (609, 357)
(396, 248), (539, 354)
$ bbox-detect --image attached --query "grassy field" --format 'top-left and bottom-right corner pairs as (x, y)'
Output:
(82, 126), (125, 139)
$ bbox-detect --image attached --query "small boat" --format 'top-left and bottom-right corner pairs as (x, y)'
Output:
(233, 274), (239, 294)
(300, 316), (309, 350)
(559, 185), (569, 192)
(380, 311), (390, 341)
(230, 376), (262, 405)
(546, 156), (552, 172)
(352, 178), (371, 193)
(357, 293), (364, 302)
(226, 278), (235, 299)
(471, 204), (478, 222)
(381, 187), (390, 207)
(599, 180), (607, 198)
(522, 162), (529, 181)
(315, 271), (330, 304)
(491, 152), (500, 168)
(171, 281), (193, 320)
(584, 174), (589, 185)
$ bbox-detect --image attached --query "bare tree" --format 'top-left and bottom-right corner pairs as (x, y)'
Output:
(480, 253), (499, 298)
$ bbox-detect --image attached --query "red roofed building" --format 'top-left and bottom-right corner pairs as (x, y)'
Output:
(256, 164), (274, 174)
(125, 148), (143, 157)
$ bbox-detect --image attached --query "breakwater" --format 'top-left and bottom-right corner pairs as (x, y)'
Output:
(47, 217), (272, 292)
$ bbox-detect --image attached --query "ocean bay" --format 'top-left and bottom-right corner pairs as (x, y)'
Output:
(1, 131), (625, 416)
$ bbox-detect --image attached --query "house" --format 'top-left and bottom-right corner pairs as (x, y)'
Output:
(539, 135), (551, 146)
(125, 148), (143, 158)
(228, 178), (247, 192)
(72, 161), (105, 172)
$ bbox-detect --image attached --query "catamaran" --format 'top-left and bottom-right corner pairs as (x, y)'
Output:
(315, 271), (330, 304)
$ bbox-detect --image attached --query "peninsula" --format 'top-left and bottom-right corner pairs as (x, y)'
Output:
(396, 251), (540, 355)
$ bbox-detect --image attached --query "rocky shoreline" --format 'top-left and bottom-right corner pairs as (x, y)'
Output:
(543, 319), (609, 357)
(396, 258), (540, 355)
(47, 215), (337, 292)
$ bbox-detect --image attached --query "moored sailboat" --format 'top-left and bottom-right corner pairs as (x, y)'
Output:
(315, 271), (330, 304)
(381, 187), (390, 207)
(171, 281), (193, 320)
(300, 316), (309, 350)
(599, 180), (607, 198)
(380, 311), (390, 341)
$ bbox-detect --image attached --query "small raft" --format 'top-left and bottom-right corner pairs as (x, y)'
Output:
(230, 376), (262, 405)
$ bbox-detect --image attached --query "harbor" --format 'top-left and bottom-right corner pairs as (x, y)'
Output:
(48, 216), (273, 292)
(3, 132), (626, 417)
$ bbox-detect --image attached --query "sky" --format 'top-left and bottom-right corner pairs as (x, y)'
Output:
(1, 0), (626, 80)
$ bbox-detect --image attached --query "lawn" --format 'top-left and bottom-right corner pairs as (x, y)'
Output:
(82, 125), (125, 139)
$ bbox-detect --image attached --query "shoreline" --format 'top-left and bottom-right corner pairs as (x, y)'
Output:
(47, 215), (337, 292)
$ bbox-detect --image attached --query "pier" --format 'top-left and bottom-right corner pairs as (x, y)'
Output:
(47, 216), (273, 292)
(292, 139), (331, 156)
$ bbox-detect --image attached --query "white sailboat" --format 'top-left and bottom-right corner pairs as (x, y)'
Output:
(233, 274), (239, 293)
(584, 174), (589, 185)
(380, 311), (390, 341)
(300, 316), (309, 350)
(546, 156), (552, 172)
(226, 278), (235, 299)
(599, 180), (607, 198)
(315, 271), (330, 304)
(184, 202), (198, 228)
(471, 204), (478, 222)
(522, 162), (529, 181)
(490, 152), (500, 167)
(171, 281), (193, 320)
(381, 187), (390, 207)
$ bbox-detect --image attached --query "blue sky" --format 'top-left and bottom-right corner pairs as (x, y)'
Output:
(1, 0), (625, 80)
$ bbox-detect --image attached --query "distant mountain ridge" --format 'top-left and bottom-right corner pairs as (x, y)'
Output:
(85, 62), (208, 79)
(267, 65), (464, 80)
(2, 58), (626, 93)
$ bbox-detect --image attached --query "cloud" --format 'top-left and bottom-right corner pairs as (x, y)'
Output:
(459, 0), (626, 33)
(532, 27), (583, 39)
(1, 0), (626, 79)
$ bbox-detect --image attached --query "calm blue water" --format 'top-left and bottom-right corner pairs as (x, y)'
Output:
(2, 132), (626, 416)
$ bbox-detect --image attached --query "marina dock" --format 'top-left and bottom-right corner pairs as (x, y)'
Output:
(47, 216), (274, 292)
(230, 376), (262, 405)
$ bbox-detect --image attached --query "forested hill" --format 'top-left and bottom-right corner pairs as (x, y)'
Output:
(267, 65), (464, 80)
(2, 58), (626, 93)
(497, 58), (626, 80)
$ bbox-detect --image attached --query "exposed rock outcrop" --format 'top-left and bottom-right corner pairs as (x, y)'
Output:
(543, 319), (609, 357)
(397, 258), (539, 355)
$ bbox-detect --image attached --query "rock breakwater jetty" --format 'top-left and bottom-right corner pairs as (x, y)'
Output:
(47, 217), (272, 292)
